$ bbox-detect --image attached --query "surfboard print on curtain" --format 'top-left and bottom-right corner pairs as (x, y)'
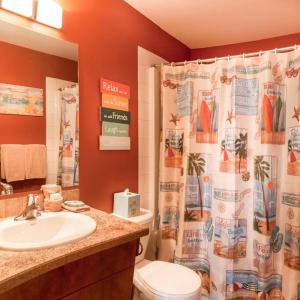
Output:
(261, 82), (286, 144)
(196, 90), (219, 144)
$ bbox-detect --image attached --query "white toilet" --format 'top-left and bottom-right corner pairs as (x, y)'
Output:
(114, 208), (201, 300)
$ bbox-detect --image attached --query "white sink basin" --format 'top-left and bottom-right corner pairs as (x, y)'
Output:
(0, 212), (96, 251)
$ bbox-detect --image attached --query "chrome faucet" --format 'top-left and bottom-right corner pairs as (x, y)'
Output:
(0, 182), (13, 195)
(14, 194), (41, 221)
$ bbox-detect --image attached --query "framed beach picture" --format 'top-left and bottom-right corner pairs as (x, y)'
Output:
(0, 83), (43, 116)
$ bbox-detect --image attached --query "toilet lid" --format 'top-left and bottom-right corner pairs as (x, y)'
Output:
(135, 261), (201, 298)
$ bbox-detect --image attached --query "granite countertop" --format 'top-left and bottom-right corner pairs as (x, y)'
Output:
(0, 209), (149, 294)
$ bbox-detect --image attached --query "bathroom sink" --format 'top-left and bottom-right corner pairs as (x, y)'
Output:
(0, 212), (96, 251)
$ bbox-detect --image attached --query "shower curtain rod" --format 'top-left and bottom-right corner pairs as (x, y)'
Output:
(152, 44), (299, 67)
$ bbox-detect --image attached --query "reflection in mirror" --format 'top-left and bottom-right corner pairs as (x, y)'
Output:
(0, 20), (79, 194)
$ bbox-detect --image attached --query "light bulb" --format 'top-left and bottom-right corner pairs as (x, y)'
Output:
(1, 0), (34, 18)
(36, 0), (63, 29)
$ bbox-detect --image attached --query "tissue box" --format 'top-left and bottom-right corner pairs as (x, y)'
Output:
(113, 191), (140, 218)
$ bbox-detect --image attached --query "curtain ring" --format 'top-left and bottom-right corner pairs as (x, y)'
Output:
(259, 50), (262, 57)
(274, 48), (277, 54)
(294, 44), (298, 50)
(214, 57), (217, 63)
(242, 53), (245, 60)
(227, 55), (230, 62)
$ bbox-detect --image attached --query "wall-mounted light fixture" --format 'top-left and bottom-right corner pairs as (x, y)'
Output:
(0, 0), (63, 29)
(36, 0), (63, 29)
(1, 0), (34, 18)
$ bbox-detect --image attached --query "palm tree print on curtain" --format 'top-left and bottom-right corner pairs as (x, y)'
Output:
(254, 155), (277, 235)
(159, 48), (300, 300)
(185, 153), (212, 222)
(220, 128), (248, 173)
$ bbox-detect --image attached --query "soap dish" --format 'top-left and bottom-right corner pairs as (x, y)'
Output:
(64, 200), (85, 208)
(62, 200), (90, 212)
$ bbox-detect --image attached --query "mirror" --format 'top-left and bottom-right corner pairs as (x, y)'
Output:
(0, 19), (79, 194)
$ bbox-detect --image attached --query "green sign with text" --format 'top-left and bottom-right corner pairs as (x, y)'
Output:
(102, 122), (129, 137)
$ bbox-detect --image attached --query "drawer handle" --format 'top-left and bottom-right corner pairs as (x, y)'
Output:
(137, 242), (143, 256)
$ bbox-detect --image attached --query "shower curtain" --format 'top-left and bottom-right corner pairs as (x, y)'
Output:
(158, 49), (300, 300)
(57, 84), (79, 187)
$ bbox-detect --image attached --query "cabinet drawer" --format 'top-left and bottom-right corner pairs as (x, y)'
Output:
(62, 266), (134, 300)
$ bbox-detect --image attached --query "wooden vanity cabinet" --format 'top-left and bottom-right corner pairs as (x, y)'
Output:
(1, 239), (139, 300)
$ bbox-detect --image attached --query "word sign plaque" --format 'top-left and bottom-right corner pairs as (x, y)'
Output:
(100, 107), (130, 125)
(99, 78), (131, 150)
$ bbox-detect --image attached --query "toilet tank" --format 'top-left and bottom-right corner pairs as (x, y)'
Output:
(112, 208), (153, 263)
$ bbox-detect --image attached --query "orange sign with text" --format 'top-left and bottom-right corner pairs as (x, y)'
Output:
(102, 93), (129, 111)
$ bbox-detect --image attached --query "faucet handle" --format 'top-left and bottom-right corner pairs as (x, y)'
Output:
(27, 194), (34, 205)
(35, 195), (42, 217)
(33, 194), (39, 203)
(34, 194), (41, 210)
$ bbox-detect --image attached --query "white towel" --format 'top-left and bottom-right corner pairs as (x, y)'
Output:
(0, 145), (26, 182)
(25, 144), (47, 179)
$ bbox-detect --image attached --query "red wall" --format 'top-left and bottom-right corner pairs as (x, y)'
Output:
(0, 41), (78, 191)
(190, 32), (300, 59)
(56, 0), (190, 212)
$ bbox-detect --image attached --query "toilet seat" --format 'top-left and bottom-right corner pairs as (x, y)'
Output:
(134, 261), (201, 299)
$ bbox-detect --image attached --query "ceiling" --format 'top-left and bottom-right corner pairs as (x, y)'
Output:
(124, 0), (300, 49)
